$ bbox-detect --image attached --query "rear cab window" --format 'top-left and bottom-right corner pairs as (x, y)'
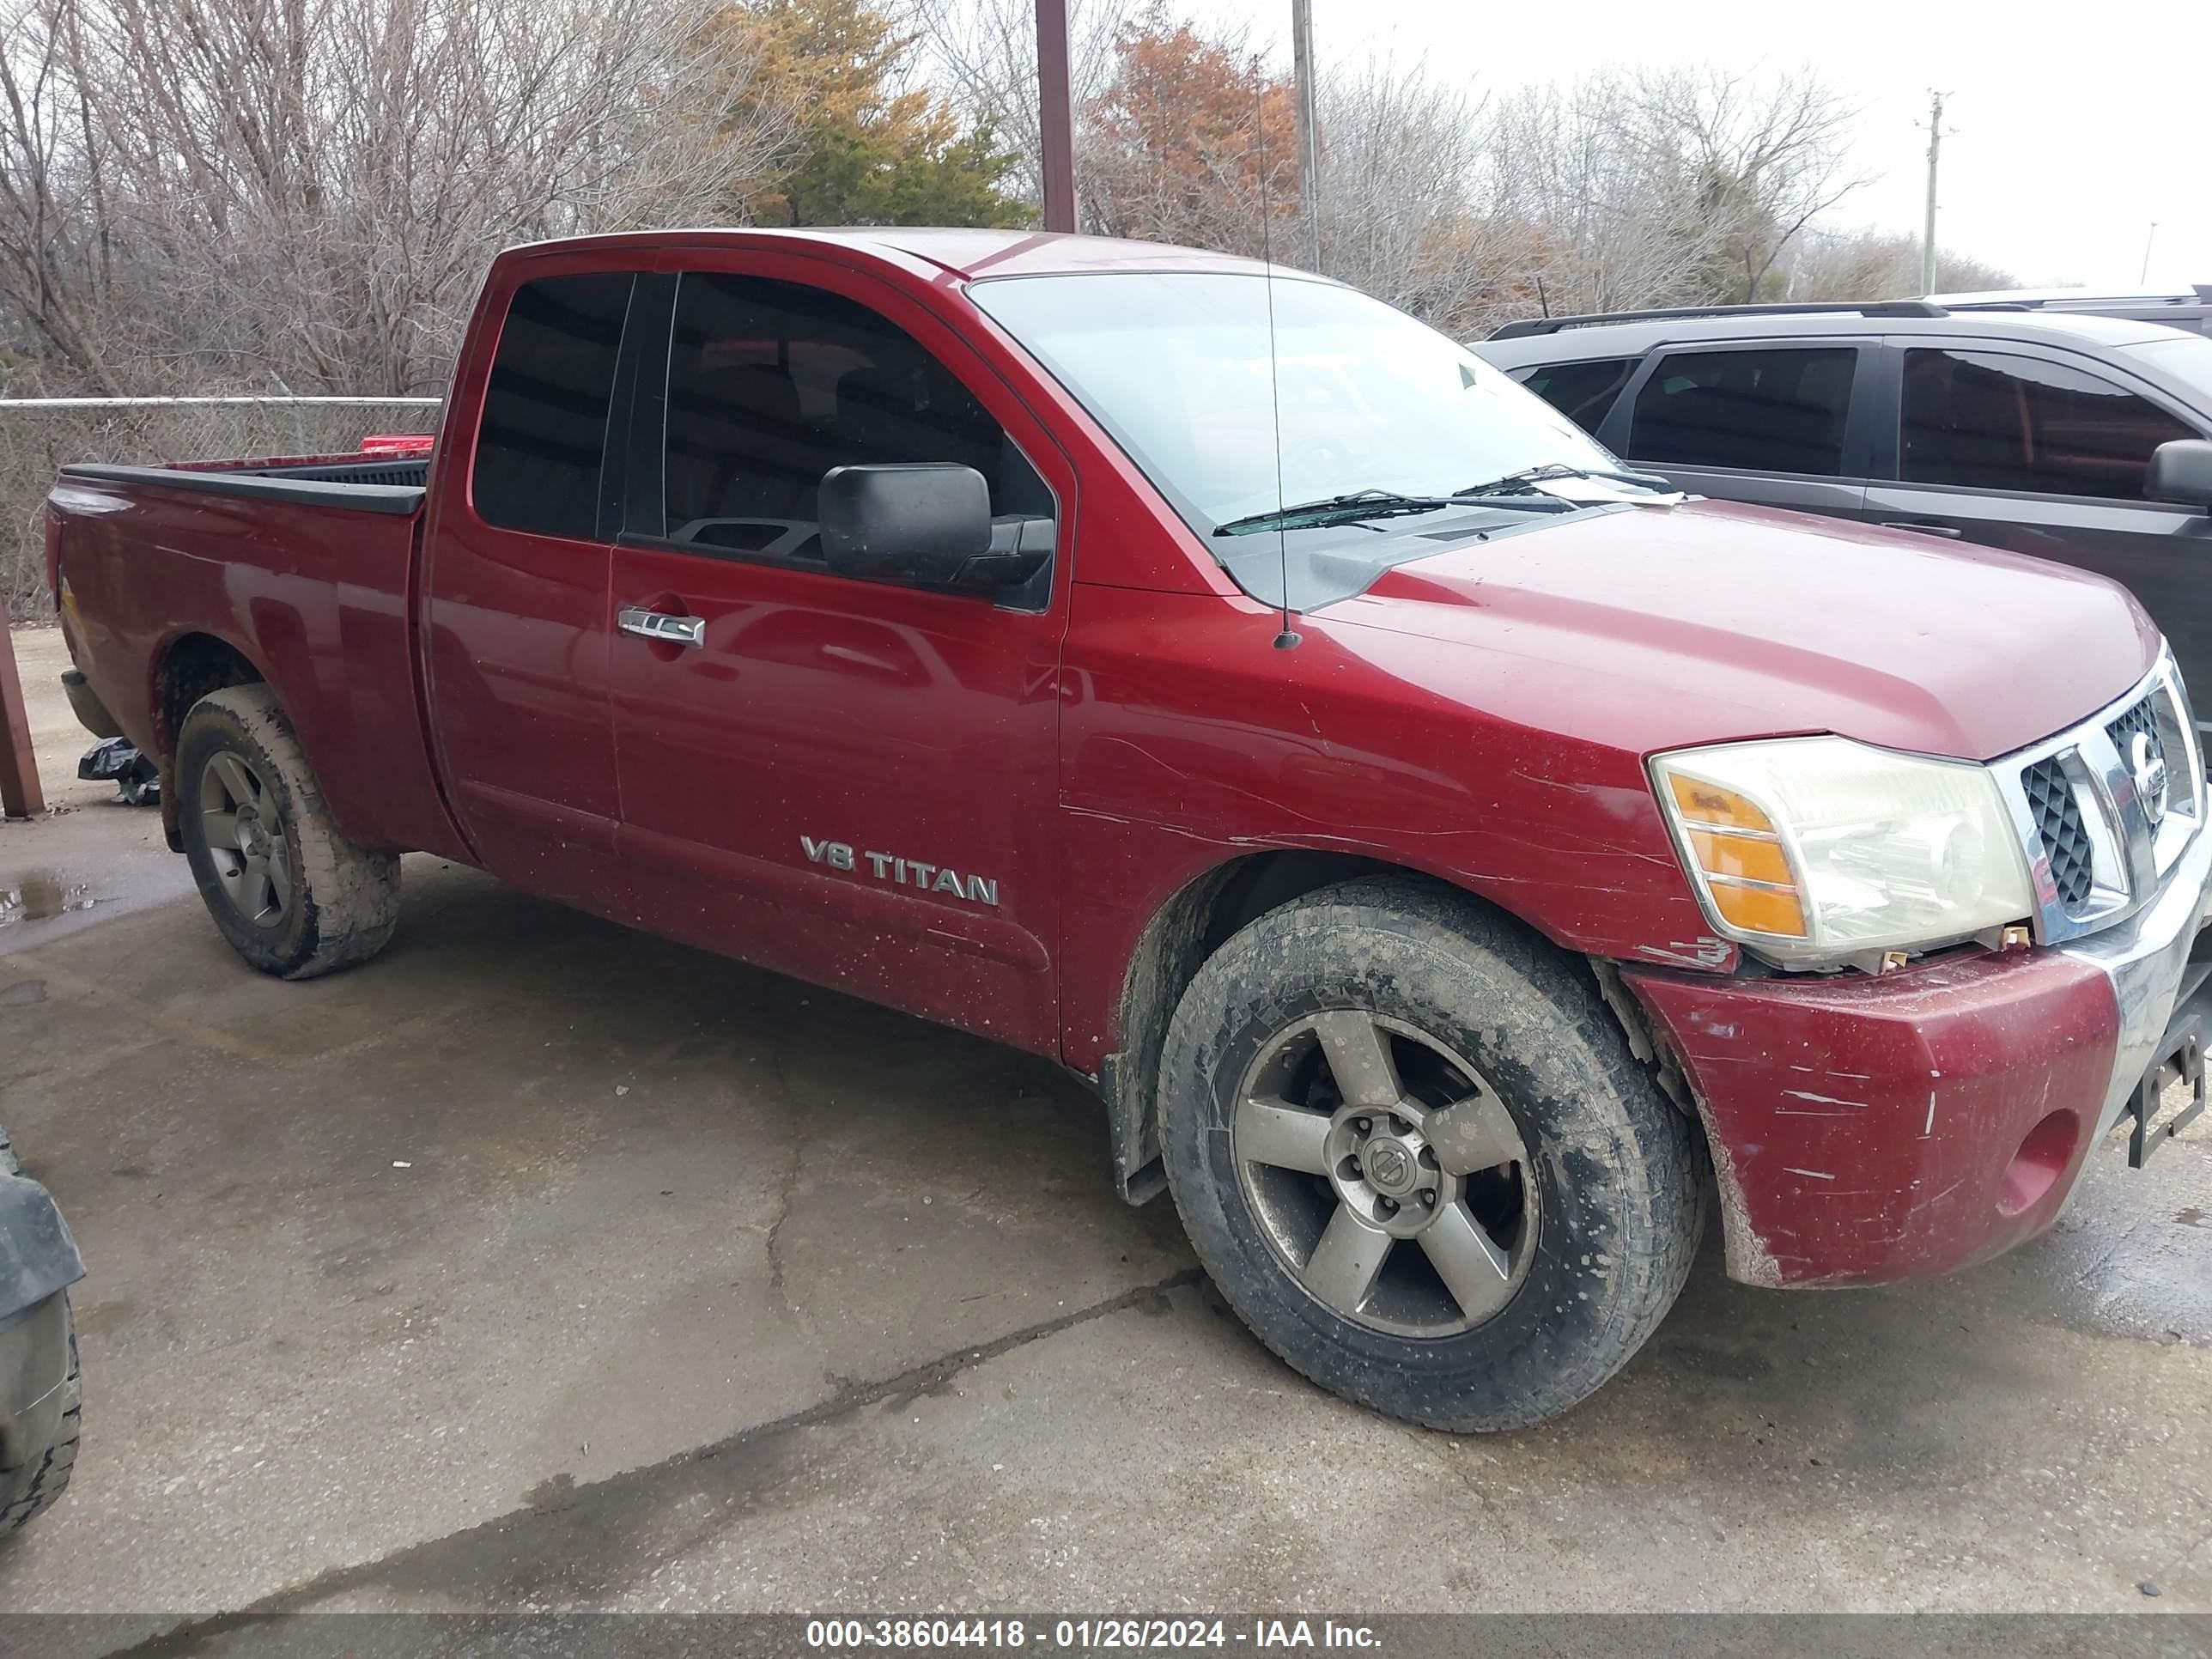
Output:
(1901, 347), (2197, 500)
(471, 271), (635, 539)
(1628, 346), (1858, 476)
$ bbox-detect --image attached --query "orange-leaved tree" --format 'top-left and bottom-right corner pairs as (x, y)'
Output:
(1082, 8), (1299, 258)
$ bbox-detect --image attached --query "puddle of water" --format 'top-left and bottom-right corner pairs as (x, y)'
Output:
(0, 978), (45, 1006)
(0, 872), (99, 929)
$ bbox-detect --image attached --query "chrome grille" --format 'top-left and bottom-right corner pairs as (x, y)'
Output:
(1993, 657), (2203, 945)
(2106, 695), (2161, 771)
(2023, 756), (2095, 911)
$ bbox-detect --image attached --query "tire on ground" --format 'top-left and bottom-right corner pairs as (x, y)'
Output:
(175, 684), (401, 979)
(1, 1292), (78, 1534)
(1158, 874), (1705, 1432)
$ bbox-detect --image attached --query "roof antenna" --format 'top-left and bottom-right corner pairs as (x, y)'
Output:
(1256, 73), (1300, 650)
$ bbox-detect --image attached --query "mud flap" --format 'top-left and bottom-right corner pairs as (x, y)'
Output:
(1097, 1052), (1167, 1205)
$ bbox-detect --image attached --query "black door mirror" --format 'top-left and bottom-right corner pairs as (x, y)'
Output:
(820, 463), (994, 586)
(2147, 439), (2212, 508)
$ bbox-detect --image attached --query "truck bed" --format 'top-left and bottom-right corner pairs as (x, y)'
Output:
(46, 449), (465, 860)
(58, 453), (429, 514)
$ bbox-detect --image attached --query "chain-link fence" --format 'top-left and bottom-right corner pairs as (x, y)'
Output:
(2, 397), (442, 619)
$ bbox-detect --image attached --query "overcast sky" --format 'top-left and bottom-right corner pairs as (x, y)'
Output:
(1195, 0), (2205, 291)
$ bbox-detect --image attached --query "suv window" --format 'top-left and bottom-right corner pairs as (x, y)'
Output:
(473, 272), (635, 539)
(1520, 357), (1637, 434)
(1629, 347), (1856, 476)
(660, 272), (1048, 559)
(1901, 348), (2195, 500)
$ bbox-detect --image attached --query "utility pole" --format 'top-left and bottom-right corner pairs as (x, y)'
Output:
(1291, 0), (1321, 271)
(1036, 0), (1076, 234)
(2141, 222), (2160, 286)
(1919, 90), (1946, 297)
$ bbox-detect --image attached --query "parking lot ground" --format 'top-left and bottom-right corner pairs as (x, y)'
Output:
(1, 624), (2209, 1642)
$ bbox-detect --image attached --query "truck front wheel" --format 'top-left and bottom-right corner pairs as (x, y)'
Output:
(175, 685), (401, 979)
(1158, 877), (1704, 1431)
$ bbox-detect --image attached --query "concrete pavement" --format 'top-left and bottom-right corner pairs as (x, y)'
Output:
(1, 624), (2208, 1640)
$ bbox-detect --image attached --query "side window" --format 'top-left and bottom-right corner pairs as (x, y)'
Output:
(472, 272), (635, 539)
(1520, 357), (1637, 435)
(1901, 348), (2195, 500)
(659, 272), (1049, 559)
(1628, 347), (1857, 476)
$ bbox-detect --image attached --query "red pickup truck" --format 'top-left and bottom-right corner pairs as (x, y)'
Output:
(46, 229), (2212, 1431)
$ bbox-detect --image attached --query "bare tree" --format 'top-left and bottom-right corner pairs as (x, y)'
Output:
(1308, 59), (1513, 332)
(907, 0), (1133, 212)
(1613, 65), (1873, 304)
(0, 0), (799, 395)
(1784, 225), (2016, 301)
(1479, 75), (1729, 323)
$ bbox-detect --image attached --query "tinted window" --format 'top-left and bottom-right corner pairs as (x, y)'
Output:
(1902, 349), (2196, 499)
(472, 273), (634, 539)
(1629, 347), (1856, 476)
(1522, 357), (1637, 434)
(661, 272), (1047, 559)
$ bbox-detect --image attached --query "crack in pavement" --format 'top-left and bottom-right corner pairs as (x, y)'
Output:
(757, 995), (808, 1334)
(99, 1266), (1208, 1657)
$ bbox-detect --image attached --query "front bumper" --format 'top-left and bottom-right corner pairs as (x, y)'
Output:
(1625, 820), (2212, 1287)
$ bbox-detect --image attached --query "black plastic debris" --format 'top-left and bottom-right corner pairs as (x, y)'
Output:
(77, 737), (160, 805)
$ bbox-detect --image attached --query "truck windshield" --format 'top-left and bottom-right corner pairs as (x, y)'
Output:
(967, 271), (1624, 540)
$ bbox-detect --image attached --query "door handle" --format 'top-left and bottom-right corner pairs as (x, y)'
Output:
(617, 607), (705, 647)
(1880, 520), (1965, 538)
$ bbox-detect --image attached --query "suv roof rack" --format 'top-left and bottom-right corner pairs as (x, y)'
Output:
(1937, 285), (2212, 310)
(1488, 300), (1948, 340)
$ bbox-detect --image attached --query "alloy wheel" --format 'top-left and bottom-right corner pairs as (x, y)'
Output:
(198, 752), (293, 927)
(1232, 1010), (1538, 1338)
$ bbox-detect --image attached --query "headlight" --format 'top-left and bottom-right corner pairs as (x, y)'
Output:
(1651, 737), (2033, 969)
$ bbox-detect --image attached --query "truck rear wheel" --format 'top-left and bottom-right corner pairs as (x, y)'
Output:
(1157, 877), (1704, 1432)
(175, 685), (400, 980)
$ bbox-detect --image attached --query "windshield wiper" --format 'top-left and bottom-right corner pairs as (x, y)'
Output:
(1451, 463), (1674, 499)
(1213, 489), (1455, 538)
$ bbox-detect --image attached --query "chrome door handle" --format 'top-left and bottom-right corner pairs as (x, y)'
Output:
(617, 607), (705, 647)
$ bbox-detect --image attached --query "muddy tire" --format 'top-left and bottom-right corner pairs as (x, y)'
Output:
(2, 1293), (79, 1535)
(175, 685), (400, 979)
(1158, 876), (1705, 1432)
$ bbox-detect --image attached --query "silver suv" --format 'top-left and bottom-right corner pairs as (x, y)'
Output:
(1474, 301), (2212, 723)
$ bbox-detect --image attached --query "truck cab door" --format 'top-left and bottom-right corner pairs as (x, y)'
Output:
(603, 258), (1073, 1052)
(422, 264), (648, 921)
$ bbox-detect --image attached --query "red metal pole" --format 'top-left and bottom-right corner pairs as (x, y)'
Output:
(0, 623), (43, 819)
(1035, 0), (1077, 234)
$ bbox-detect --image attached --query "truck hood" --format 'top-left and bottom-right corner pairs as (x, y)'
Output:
(1329, 499), (2160, 763)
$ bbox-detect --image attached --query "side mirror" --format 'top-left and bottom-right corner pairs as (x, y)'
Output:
(2147, 439), (2212, 508)
(820, 463), (994, 586)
